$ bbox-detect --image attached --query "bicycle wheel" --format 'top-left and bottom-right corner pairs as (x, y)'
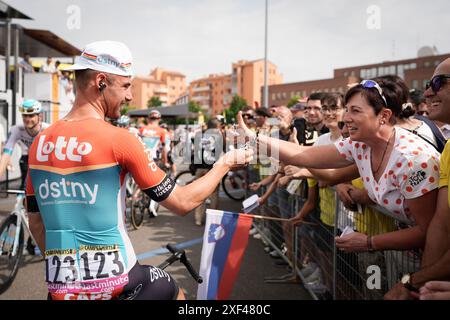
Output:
(130, 189), (146, 230)
(0, 215), (24, 294)
(222, 172), (246, 201)
(174, 170), (196, 186)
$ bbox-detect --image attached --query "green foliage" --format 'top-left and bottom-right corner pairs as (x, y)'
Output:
(287, 95), (301, 108)
(147, 96), (163, 108)
(225, 94), (248, 124)
(188, 101), (202, 113)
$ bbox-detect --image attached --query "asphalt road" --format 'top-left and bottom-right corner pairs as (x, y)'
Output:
(0, 182), (311, 300)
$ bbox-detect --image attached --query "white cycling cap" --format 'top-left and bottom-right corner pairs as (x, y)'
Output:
(65, 40), (133, 77)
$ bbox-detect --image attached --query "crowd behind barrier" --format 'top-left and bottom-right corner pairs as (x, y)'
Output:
(247, 168), (421, 300)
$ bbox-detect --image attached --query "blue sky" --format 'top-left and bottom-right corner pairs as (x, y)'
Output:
(7, 0), (450, 83)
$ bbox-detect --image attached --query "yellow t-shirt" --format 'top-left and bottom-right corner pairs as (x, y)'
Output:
(438, 141), (450, 207)
(351, 178), (396, 236)
(307, 179), (335, 227)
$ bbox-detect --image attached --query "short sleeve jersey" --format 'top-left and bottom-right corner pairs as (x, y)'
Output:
(334, 127), (440, 225)
(25, 119), (175, 300)
(438, 141), (450, 207)
(139, 124), (167, 159)
(3, 123), (50, 156)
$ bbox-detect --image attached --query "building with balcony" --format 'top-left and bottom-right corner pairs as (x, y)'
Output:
(131, 67), (187, 109)
(188, 59), (283, 115)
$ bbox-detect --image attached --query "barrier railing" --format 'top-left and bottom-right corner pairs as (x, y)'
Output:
(246, 168), (421, 300)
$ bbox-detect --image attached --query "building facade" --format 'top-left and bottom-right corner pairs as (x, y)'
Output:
(131, 67), (187, 109)
(188, 59), (283, 115)
(189, 73), (233, 115)
(268, 52), (450, 106)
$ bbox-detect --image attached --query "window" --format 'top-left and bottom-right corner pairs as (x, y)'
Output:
(424, 61), (431, 68)
(423, 79), (429, 89)
(360, 69), (367, 79)
(344, 71), (349, 77)
(389, 65), (396, 74)
(378, 67), (384, 76)
(272, 93), (276, 100)
(412, 80), (419, 89)
(410, 63), (417, 69)
(397, 64), (404, 78)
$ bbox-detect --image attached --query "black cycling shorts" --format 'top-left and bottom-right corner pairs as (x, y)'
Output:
(118, 262), (179, 300)
(47, 262), (179, 300)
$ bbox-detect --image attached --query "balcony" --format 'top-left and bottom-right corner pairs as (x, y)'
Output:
(154, 87), (168, 94)
(192, 95), (210, 102)
(192, 86), (211, 93)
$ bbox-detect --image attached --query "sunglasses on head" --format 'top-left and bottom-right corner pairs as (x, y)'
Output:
(360, 80), (388, 106)
(425, 74), (450, 94)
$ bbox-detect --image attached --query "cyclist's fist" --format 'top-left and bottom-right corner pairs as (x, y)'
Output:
(218, 148), (254, 169)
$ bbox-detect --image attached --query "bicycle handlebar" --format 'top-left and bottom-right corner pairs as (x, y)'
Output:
(165, 244), (203, 284)
(3, 190), (25, 195)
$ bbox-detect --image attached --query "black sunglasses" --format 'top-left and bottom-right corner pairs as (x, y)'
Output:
(425, 74), (450, 94)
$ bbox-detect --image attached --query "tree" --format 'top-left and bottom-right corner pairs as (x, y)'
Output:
(225, 94), (248, 124)
(287, 95), (301, 108)
(188, 101), (202, 113)
(147, 96), (162, 108)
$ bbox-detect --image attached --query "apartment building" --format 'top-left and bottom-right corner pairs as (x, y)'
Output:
(188, 59), (283, 115)
(131, 67), (187, 108)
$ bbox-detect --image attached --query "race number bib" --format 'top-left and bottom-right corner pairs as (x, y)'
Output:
(45, 245), (125, 284)
(78, 245), (125, 281)
(45, 249), (78, 283)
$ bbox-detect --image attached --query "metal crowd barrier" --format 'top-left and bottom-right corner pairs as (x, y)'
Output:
(246, 167), (421, 300)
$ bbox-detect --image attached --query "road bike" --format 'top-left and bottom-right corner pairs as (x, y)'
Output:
(0, 190), (41, 294)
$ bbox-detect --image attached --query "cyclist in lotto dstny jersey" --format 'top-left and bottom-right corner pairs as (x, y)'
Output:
(139, 109), (169, 168)
(0, 99), (50, 189)
(25, 41), (252, 300)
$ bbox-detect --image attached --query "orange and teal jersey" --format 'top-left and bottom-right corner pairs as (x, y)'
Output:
(25, 118), (175, 300)
(139, 124), (167, 159)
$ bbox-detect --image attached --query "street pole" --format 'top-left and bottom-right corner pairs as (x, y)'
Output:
(263, 0), (269, 109)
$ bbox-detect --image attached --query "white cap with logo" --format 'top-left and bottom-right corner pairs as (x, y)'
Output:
(65, 40), (133, 77)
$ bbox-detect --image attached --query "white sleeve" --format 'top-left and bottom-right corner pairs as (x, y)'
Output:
(3, 126), (20, 155)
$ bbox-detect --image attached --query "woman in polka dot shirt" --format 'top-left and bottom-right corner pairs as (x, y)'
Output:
(238, 77), (439, 253)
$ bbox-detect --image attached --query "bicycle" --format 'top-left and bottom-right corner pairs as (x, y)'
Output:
(174, 165), (247, 201)
(126, 160), (172, 230)
(118, 243), (202, 300)
(0, 190), (41, 294)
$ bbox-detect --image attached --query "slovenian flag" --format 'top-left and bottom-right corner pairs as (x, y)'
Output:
(197, 209), (253, 300)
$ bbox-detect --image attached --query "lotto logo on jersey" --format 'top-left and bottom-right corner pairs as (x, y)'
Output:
(36, 135), (93, 162)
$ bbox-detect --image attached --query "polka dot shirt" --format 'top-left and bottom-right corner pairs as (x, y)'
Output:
(334, 127), (440, 225)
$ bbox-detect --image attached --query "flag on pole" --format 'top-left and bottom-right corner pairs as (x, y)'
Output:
(197, 209), (253, 300)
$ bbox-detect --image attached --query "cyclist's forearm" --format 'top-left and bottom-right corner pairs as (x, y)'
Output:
(165, 162), (229, 215)
(29, 213), (46, 253)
